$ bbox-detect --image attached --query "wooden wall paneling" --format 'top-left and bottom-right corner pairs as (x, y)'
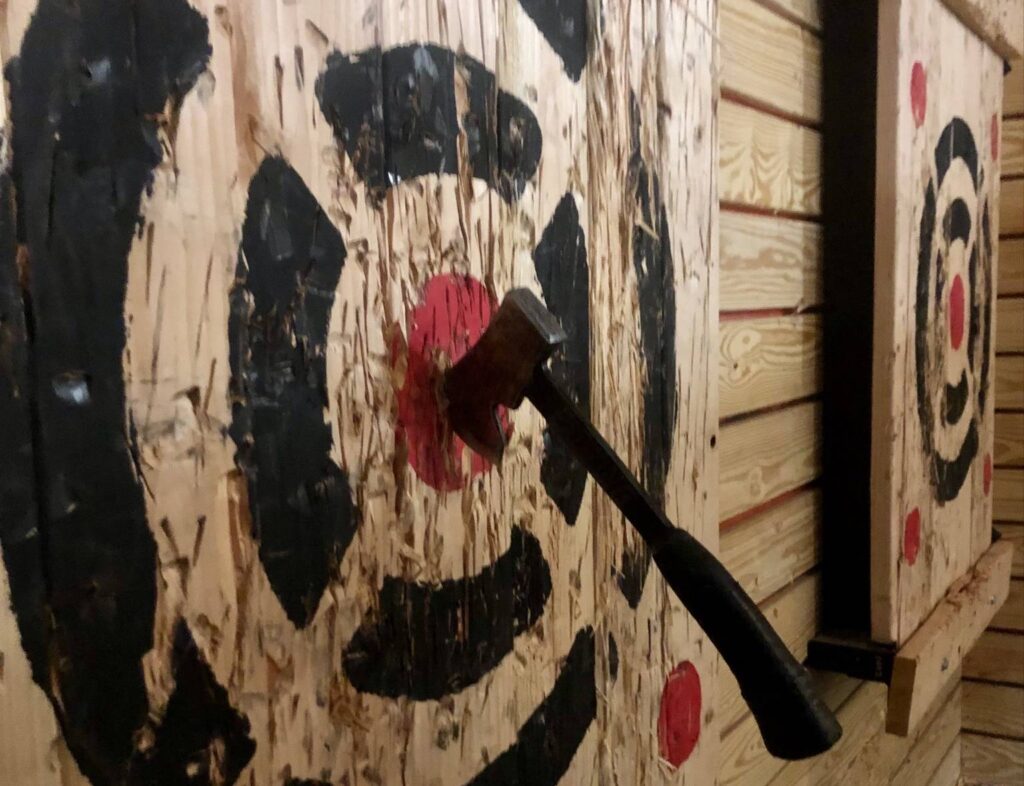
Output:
(963, 733), (1024, 783)
(719, 211), (823, 311)
(720, 0), (821, 123)
(888, 687), (964, 786)
(719, 314), (822, 418)
(994, 411), (1024, 465)
(1000, 238), (1024, 294)
(719, 100), (822, 214)
(718, 400), (822, 522)
(995, 468), (1024, 520)
(996, 355), (1024, 408)
(997, 297), (1024, 351)
(755, 0), (822, 32)
(870, 0), (1005, 645)
(926, 740), (963, 786)
(1004, 117), (1024, 176)
(996, 523), (1024, 576)
(1003, 177), (1024, 233)
(1008, 59), (1024, 116)
(963, 680), (1024, 736)
(964, 629), (1024, 681)
(992, 577), (1024, 629)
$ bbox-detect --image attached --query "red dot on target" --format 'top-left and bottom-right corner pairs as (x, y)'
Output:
(904, 508), (921, 566)
(910, 62), (927, 128)
(949, 274), (965, 350)
(984, 454), (993, 496)
(658, 660), (702, 768)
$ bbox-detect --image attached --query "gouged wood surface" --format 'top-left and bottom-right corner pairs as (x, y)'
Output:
(719, 314), (822, 419)
(1007, 59), (1024, 115)
(995, 468), (1024, 520)
(720, 0), (821, 123)
(719, 211), (822, 311)
(997, 355), (1024, 408)
(996, 297), (1024, 352)
(720, 489), (820, 604)
(965, 630), (1024, 681)
(718, 401), (821, 522)
(963, 733), (1024, 784)
(886, 540), (1013, 736)
(939, 0), (1024, 59)
(1003, 177), (1024, 234)
(997, 523), (1024, 576)
(963, 680), (1024, 736)
(1004, 117), (1024, 176)
(1000, 238), (1024, 294)
(719, 99), (822, 215)
(716, 572), (819, 733)
(995, 412), (1024, 465)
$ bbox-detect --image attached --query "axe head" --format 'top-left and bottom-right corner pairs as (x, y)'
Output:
(443, 288), (566, 463)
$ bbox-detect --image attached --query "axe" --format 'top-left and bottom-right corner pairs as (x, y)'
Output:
(444, 288), (841, 761)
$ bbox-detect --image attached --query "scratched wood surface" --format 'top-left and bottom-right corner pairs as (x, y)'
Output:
(0, 1), (719, 785)
(870, 0), (1005, 645)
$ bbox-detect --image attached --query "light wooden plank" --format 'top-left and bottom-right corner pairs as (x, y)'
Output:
(923, 740), (961, 786)
(1003, 177), (1024, 235)
(719, 99), (822, 215)
(963, 680), (1024, 737)
(721, 0), (821, 123)
(996, 297), (1024, 352)
(756, 0), (822, 31)
(939, 0), (1024, 60)
(963, 733), (1024, 784)
(886, 540), (1013, 735)
(995, 468), (1024, 521)
(996, 523), (1024, 577)
(1000, 238), (1024, 295)
(718, 400), (822, 522)
(964, 630), (1024, 682)
(1004, 117), (1024, 176)
(995, 411), (1024, 465)
(994, 577), (1024, 630)
(720, 314), (822, 418)
(721, 488), (821, 604)
(997, 355), (1024, 409)
(889, 689), (963, 786)
(1007, 58), (1024, 116)
(720, 211), (822, 311)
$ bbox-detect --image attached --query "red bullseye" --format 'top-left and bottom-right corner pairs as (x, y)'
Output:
(948, 274), (965, 350)
(904, 508), (921, 566)
(658, 661), (702, 768)
(910, 62), (927, 128)
(393, 274), (508, 491)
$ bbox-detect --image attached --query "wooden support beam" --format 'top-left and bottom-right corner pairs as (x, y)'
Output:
(886, 539), (1014, 736)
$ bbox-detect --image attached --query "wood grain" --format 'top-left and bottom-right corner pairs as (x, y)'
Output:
(924, 740), (961, 786)
(997, 355), (1024, 409)
(718, 400), (822, 521)
(996, 297), (1024, 352)
(994, 578), (1024, 630)
(889, 691), (963, 786)
(995, 468), (1024, 521)
(963, 680), (1024, 736)
(1003, 177), (1024, 235)
(719, 99), (822, 215)
(1004, 117), (1024, 177)
(719, 314), (822, 418)
(719, 211), (822, 311)
(995, 411), (1024, 465)
(1000, 238), (1024, 295)
(1008, 59), (1024, 116)
(720, 0), (821, 123)
(962, 733), (1024, 785)
(755, 0), (822, 31)
(996, 523), (1024, 577)
(964, 630), (1024, 682)
(939, 0), (1024, 60)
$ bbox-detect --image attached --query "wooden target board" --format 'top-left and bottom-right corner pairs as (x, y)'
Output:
(870, 0), (1005, 645)
(0, 1), (717, 784)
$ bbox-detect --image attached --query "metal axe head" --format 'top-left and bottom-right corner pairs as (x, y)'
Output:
(443, 288), (566, 463)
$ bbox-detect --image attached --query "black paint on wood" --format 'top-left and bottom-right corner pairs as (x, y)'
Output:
(343, 526), (551, 700)
(130, 621), (255, 785)
(315, 44), (541, 204)
(516, 0), (588, 81)
(467, 626), (596, 786)
(229, 155), (358, 629)
(533, 193), (590, 525)
(3, 0), (210, 780)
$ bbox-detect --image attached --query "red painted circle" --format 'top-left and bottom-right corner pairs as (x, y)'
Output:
(948, 274), (965, 350)
(393, 274), (508, 490)
(984, 453), (993, 496)
(991, 114), (1000, 159)
(904, 508), (921, 566)
(658, 661), (702, 768)
(910, 62), (927, 128)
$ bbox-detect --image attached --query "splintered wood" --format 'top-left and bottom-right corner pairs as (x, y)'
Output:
(0, 0), (717, 784)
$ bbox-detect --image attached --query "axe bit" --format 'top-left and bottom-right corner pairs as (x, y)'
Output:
(444, 288), (841, 761)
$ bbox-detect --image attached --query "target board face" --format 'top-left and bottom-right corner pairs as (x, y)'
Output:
(0, 1), (717, 784)
(870, 0), (1002, 645)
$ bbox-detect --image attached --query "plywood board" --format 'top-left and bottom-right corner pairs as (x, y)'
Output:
(963, 733), (1024, 784)
(963, 680), (1024, 735)
(871, 0), (1005, 644)
(0, 1), (720, 784)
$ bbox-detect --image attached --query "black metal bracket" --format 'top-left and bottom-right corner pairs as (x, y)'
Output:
(807, 634), (897, 684)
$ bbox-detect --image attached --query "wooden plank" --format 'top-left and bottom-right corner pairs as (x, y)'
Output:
(996, 297), (1024, 352)
(995, 468), (1024, 521)
(720, 0), (821, 123)
(1007, 58), (1024, 116)
(1004, 117), (1024, 176)
(993, 577), (1024, 629)
(889, 689), (963, 786)
(995, 411), (1024, 465)
(886, 540), (1013, 735)
(964, 630), (1024, 682)
(721, 488), (821, 604)
(924, 740), (962, 786)
(718, 401), (822, 522)
(720, 314), (822, 418)
(1003, 177), (1024, 234)
(963, 680), (1024, 736)
(997, 355), (1024, 409)
(963, 733), (1024, 784)
(719, 211), (822, 311)
(996, 523), (1024, 577)
(1000, 238), (1024, 295)
(939, 0), (1024, 60)
(756, 0), (822, 31)
(719, 99), (822, 215)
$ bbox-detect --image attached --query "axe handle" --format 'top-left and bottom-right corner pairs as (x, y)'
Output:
(525, 367), (842, 761)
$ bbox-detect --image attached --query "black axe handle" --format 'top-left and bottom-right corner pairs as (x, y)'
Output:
(525, 366), (842, 761)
